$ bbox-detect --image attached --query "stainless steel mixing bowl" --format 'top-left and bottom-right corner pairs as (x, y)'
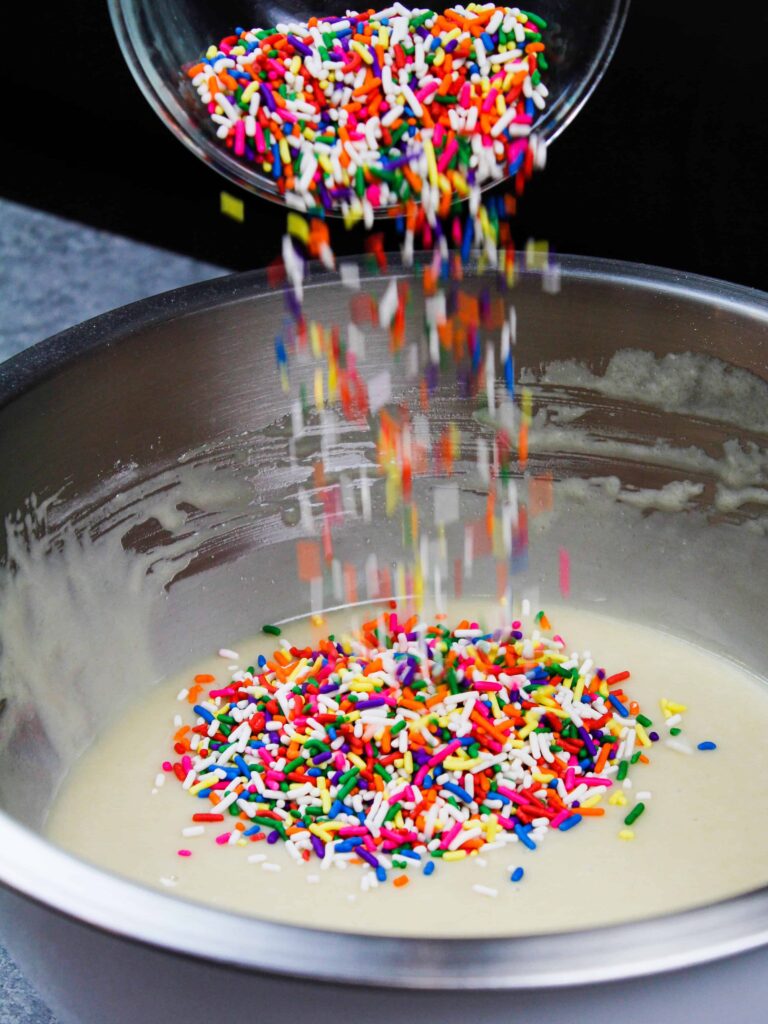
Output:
(1, 255), (768, 1023)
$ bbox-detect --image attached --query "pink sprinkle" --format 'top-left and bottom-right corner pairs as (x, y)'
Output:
(559, 547), (571, 598)
(474, 680), (502, 692)
(565, 767), (576, 790)
(181, 755), (192, 774)
(177, 849), (192, 857)
(440, 821), (463, 850)
(550, 809), (570, 829)
(437, 138), (458, 174)
(234, 118), (246, 157)
(215, 832), (231, 846)
(496, 785), (530, 805)
(162, 761), (173, 772)
(481, 89), (498, 113)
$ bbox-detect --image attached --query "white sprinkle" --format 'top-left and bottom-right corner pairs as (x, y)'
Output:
(247, 853), (268, 864)
(261, 862), (282, 872)
(218, 648), (239, 660)
(181, 825), (205, 838)
(472, 884), (498, 898)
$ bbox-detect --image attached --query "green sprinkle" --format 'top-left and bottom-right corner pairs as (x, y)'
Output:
(523, 10), (548, 29)
(617, 760), (628, 781)
(637, 714), (653, 728)
(670, 727), (682, 736)
(262, 624), (281, 636)
(624, 802), (646, 826)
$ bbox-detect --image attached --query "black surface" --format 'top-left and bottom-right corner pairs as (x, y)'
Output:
(2, 2), (767, 287)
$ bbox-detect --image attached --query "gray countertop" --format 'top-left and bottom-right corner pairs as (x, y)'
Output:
(0, 197), (226, 1024)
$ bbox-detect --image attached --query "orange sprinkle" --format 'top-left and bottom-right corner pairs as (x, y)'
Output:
(393, 875), (410, 888)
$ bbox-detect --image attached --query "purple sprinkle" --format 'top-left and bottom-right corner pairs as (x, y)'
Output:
(310, 834), (325, 858)
(287, 35), (313, 57)
(358, 847), (379, 869)
(267, 830), (280, 845)
(577, 726), (597, 757)
(312, 750), (332, 765)
(649, 731), (660, 742)
(355, 697), (387, 710)
(259, 84), (277, 112)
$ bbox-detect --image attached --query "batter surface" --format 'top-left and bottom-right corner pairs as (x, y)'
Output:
(47, 603), (768, 936)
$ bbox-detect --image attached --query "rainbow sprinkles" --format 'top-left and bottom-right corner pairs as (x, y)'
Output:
(164, 605), (705, 888)
(186, 4), (548, 222)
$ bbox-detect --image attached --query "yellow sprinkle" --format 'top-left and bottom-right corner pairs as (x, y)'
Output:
(314, 368), (324, 409)
(287, 212), (310, 245)
(404, 750), (413, 776)
(290, 55), (301, 75)
(308, 823), (333, 843)
(348, 753), (367, 771)
(581, 793), (604, 809)
(433, 47), (446, 66)
(618, 829), (636, 841)
(443, 850), (468, 862)
(219, 190), (245, 223)
(279, 137), (290, 165)
(525, 238), (549, 270)
(423, 138), (439, 188)
(635, 723), (652, 748)
(205, 45), (218, 59)
(608, 791), (627, 806)
(242, 81), (259, 102)
(350, 40), (374, 64)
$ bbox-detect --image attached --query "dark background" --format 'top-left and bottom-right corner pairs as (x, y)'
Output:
(2, 1), (767, 287)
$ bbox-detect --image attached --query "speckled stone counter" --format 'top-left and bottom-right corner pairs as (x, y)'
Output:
(0, 197), (225, 1024)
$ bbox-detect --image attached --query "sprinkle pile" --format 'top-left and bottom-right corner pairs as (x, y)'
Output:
(166, 606), (680, 880)
(187, 4), (548, 218)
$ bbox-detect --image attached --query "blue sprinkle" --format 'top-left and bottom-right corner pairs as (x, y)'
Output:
(196, 788), (212, 798)
(400, 849), (422, 862)
(504, 352), (514, 394)
(243, 825), (262, 837)
(481, 32), (494, 49)
(559, 814), (583, 832)
(193, 704), (214, 723)
(514, 824), (537, 851)
(510, 867), (524, 883)
(697, 741), (717, 751)
(442, 781), (473, 803)
(376, 865), (388, 883)
(608, 694), (630, 717)
(234, 754), (251, 778)
(257, 655), (267, 668)
(423, 861), (435, 877)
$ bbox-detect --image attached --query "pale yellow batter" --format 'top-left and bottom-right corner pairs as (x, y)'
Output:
(46, 603), (768, 937)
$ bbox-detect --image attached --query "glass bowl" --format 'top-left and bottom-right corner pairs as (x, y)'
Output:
(108, 0), (630, 207)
